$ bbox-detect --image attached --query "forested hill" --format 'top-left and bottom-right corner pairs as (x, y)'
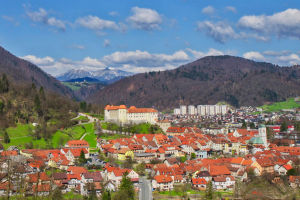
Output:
(88, 55), (300, 110)
(0, 46), (74, 98)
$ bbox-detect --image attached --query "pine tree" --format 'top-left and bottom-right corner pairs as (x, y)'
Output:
(79, 150), (87, 165)
(4, 130), (10, 143)
(117, 171), (135, 200)
(0, 74), (9, 93)
(205, 181), (213, 200)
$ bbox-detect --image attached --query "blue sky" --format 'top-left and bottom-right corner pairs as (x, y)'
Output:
(1, 0), (300, 76)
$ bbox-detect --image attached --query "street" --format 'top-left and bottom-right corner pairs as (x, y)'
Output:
(139, 177), (152, 200)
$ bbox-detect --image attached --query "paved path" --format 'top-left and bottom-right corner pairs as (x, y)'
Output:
(139, 177), (152, 200)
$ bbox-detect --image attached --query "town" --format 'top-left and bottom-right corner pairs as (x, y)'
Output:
(1, 102), (300, 200)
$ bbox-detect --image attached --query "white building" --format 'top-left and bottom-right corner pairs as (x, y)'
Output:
(188, 105), (196, 115)
(180, 105), (187, 115)
(197, 105), (206, 116)
(104, 105), (158, 125)
(173, 108), (181, 115)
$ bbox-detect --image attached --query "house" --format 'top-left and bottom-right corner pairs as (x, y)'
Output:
(192, 178), (207, 190)
(289, 176), (300, 188)
(32, 184), (51, 196)
(275, 164), (292, 175)
(152, 175), (174, 191)
(213, 175), (235, 190)
(65, 140), (89, 149)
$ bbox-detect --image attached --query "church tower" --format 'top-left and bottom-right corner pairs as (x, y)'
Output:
(258, 124), (267, 147)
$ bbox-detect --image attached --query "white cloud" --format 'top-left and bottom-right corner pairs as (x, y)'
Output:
(186, 48), (224, 59)
(26, 8), (66, 31)
(243, 51), (265, 61)
(21, 55), (55, 66)
(2, 15), (19, 26)
(127, 7), (162, 31)
(102, 50), (189, 67)
(278, 54), (300, 65)
(202, 6), (215, 15)
(239, 8), (300, 39)
(225, 6), (237, 13)
(197, 21), (238, 43)
(103, 39), (111, 47)
(109, 11), (119, 17)
(71, 44), (85, 50)
(76, 15), (120, 31)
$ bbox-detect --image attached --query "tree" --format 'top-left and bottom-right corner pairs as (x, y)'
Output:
(34, 94), (43, 116)
(281, 121), (288, 132)
(241, 120), (247, 129)
(79, 150), (87, 165)
(123, 157), (134, 169)
(287, 168), (297, 176)
(80, 101), (87, 112)
(135, 162), (146, 176)
(0, 100), (4, 113)
(102, 190), (111, 200)
(180, 156), (187, 163)
(250, 122), (255, 129)
(52, 187), (63, 200)
(0, 74), (9, 93)
(39, 86), (46, 100)
(190, 153), (196, 160)
(205, 181), (213, 200)
(116, 171), (135, 200)
(88, 183), (97, 200)
(4, 130), (10, 143)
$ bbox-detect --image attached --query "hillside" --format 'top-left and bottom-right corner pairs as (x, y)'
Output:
(0, 46), (74, 98)
(88, 55), (300, 110)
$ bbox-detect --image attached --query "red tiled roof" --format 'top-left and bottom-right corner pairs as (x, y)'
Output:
(67, 140), (89, 147)
(154, 175), (173, 183)
(192, 178), (207, 185)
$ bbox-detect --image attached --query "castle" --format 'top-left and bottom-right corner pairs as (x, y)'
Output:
(104, 105), (158, 125)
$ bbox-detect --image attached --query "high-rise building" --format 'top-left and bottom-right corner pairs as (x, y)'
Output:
(180, 105), (187, 115)
(188, 105), (196, 115)
(173, 108), (181, 115)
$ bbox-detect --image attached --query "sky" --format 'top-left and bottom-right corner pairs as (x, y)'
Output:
(1, 0), (300, 76)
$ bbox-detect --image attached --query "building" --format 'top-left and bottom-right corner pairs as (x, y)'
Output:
(104, 105), (158, 125)
(180, 105), (187, 115)
(173, 108), (180, 115)
(197, 105), (206, 116)
(188, 105), (196, 115)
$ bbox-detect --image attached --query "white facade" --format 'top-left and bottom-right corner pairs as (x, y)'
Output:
(188, 105), (196, 115)
(180, 105), (187, 115)
(104, 105), (158, 125)
(173, 108), (181, 115)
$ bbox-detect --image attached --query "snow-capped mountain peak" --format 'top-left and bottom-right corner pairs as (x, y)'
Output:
(56, 67), (133, 84)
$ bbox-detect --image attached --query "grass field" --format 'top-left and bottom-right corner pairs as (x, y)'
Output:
(101, 122), (162, 134)
(62, 82), (82, 91)
(99, 133), (130, 140)
(1, 124), (48, 149)
(1, 123), (97, 150)
(260, 98), (300, 112)
(73, 115), (89, 122)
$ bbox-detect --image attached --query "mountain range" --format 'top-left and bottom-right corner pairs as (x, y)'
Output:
(2, 44), (300, 110)
(88, 55), (300, 110)
(56, 68), (133, 84)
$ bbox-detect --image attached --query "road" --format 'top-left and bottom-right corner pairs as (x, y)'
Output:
(139, 177), (152, 200)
